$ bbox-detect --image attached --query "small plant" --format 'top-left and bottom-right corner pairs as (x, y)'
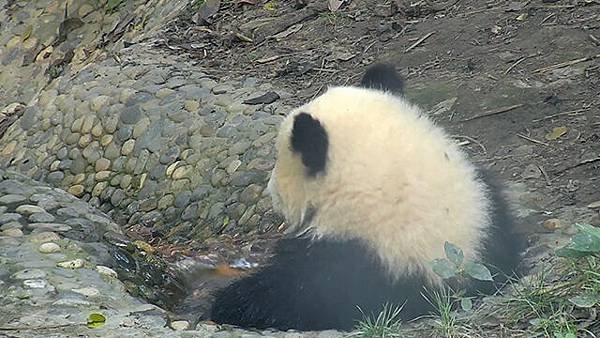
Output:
(352, 303), (404, 338)
(430, 242), (494, 282)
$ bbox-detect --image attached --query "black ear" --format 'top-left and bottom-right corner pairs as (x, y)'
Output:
(359, 63), (404, 95)
(291, 113), (328, 177)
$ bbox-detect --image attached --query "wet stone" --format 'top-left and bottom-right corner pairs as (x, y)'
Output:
(28, 223), (73, 232)
(1, 228), (23, 237)
(15, 204), (45, 215)
(0, 194), (27, 204)
(121, 139), (135, 156)
(0, 213), (22, 223)
(174, 191), (192, 209)
(116, 125), (133, 142)
(12, 269), (47, 280)
(159, 147), (180, 164)
(29, 212), (56, 223)
(0, 221), (22, 230)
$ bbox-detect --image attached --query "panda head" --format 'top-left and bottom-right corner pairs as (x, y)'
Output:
(268, 64), (408, 236)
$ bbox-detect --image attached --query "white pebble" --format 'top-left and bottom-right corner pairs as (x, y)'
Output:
(170, 320), (190, 331)
(23, 279), (48, 289)
(57, 258), (85, 269)
(72, 287), (100, 297)
(38, 242), (61, 253)
(96, 265), (118, 278)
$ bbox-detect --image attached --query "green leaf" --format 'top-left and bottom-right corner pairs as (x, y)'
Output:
(464, 262), (493, 281)
(575, 223), (600, 240)
(430, 258), (458, 279)
(555, 247), (589, 258)
(444, 242), (464, 266)
(569, 293), (599, 308)
(460, 297), (473, 311)
(570, 232), (600, 253)
(87, 312), (106, 329)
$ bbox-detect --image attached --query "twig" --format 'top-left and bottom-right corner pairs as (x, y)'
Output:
(540, 13), (556, 25)
(556, 157), (600, 174)
(505, 57), (526, 75)
(533, 54), (600, 73)
(531, 108), (589, 122)
(590, 34), (600, 46)
(405, 32), (435, 53)
(537, 165), (551, 185)
(461, 104), (524, 122)
(453, 135), (487, 154)
(516, 133), (549, 146)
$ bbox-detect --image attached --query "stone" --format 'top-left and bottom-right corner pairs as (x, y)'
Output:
(174, 191), (192, 209)
(132, 117), (150, 138)
(12, 269), (47, 279)
(184, 100), (200, 112)
(0, 194), (27, 204)
(15, 204), (45, 215)
(104, 142), (120, 160)
(226, 159), (242, 174)
(72, 173), (86, 184)
(103, 115), (119, 133)
(543, 218), (562, 231)
(229, 141), (251, 155)
(120, 106), (142, 124)
(71, 117), (84, 132)
(29, 231), (61, 243)
(96, 265), (117, 278)
(159, 147), (180, 164)
(120, 175), (132, 189)
(29, 212), (56, 223)
(1, 228), (23, 237)
(158, 194), (174, 209)
(240, 184), (263, 204)
(91, 123), (104, 137)
(121, 139), (135, 155)
(156, 88), (175, 99)
(90, 95), (110, 112)
(100, 134), (113, 146)
(95, 158), (111, 172)
(0, 221), (22, 230)
(0, 211), (23, 223)
(23, 279), (49, 289)
(47, 171), (64, 184)
(57, 259), (85, 269)
(95, 171), (111, 181)
(39, 242), (61, 253)
(172, 166), (191, 180)
(68, 185), (85, 197)
(119, 88), (136, 103)
(78, 133), (92, 148)
(92, 182), (108, 197)
(170, 321), (190, 331)
(72, 287), (100, 297)
(28, 223), (72, 232)
(81, 115), (95, 133)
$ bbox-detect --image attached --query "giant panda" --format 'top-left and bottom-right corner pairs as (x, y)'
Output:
(210, 64), (523, 331)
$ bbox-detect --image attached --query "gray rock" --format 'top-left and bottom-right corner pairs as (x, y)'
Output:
(29, 212), (56, 223)
(230, 171), (265, 187)
(0, 213), (23, 224)
(116, 125), (133, 142)
(159, 147), (180, 164)
(15, 204), (46, 214)
(0, 221), (22, 230)
(181, 203), (198, 221)
(120, 106), (142, 125)
(174, 191), (192, 208)
(27, 222), (72, 232)
(46, 171), (65, 184)
(0, 194), (27, 204)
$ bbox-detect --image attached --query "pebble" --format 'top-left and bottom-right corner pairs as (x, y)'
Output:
(57, 259), (86, 269)
(15, 204), (46, 215)
(29, 231), (61, 243)
(23, 279), (49, 289)
(1, 228), (24, 237)
(96, 265), (118, 278)
(170, 320), (190, 331)
(12, 269), (47, 279)
(72, 287), (100, 297)
(68, 185), (85, 197)
(543, 218), (562, 231)
(0, 194), (27, 204)
(38, 242), (61, 253)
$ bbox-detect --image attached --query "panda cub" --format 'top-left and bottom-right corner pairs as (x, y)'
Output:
(210, 64), (523, 331)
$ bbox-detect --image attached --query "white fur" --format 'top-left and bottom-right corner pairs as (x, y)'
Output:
(268, 86), (491, 285)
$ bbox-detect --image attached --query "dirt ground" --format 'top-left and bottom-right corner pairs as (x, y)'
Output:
(163, 0), (600, 222)
(160, 0), (600, 329)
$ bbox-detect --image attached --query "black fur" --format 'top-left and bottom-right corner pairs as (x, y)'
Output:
(477, 169), (525, 281)
(210, 237), (432, 331)
(359, 64), (404, 95)
(290, 113), (328, 177)
(209, 170), (523, 331)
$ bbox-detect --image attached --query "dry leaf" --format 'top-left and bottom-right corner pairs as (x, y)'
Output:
(329, 0), (345, 12)
(270, 23), (303, 41)
(194, 0), (221, 25)
(545, 126), (568, 140)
